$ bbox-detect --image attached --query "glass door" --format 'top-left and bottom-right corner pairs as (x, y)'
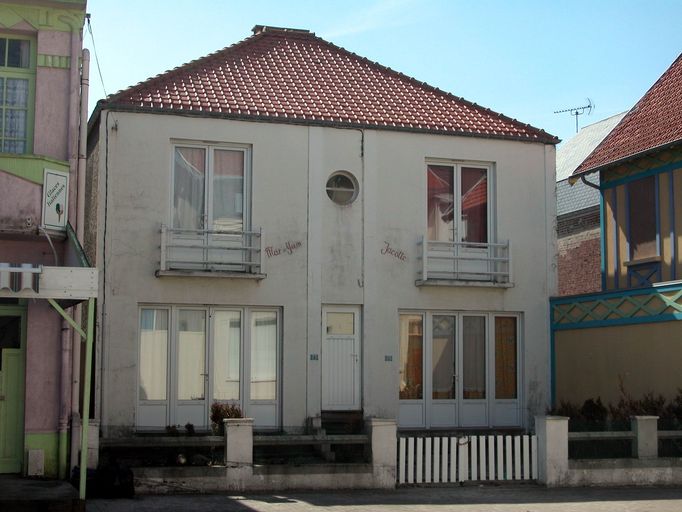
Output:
(172, 309), (208, 428)
(429, 314), (457, 427)
(457, 166), (490, 279)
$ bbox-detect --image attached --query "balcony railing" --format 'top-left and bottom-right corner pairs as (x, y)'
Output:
(416, 237), (512, 286)
(159, 224), (264, 277)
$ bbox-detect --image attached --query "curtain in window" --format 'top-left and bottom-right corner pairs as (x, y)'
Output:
(213, 311), (241, 401)
(250, 311), (277, 400)
(462, 316), (486, 399)
(2, 78), (28, 153)
(177, 310), (206, 400)
(432, 315), (456, 399)
(427, 165), (454, 242)
(495, 317), (517, 399)
(212, 149), (244, 232)
(399, 314), (423, 400)
(139, 309), (168, 401)
(173, 147), (206, 230)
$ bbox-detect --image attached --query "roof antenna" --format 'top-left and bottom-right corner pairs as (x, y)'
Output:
(554, 98), (594, 133)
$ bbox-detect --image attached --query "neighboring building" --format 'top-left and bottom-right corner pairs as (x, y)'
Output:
(556, 113), (625, 296)
(87, 25), (558, 439)
(0, 1), (97, 480)
(551, 53), (682, 405)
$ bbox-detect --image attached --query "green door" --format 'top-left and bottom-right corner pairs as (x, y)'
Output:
(0, 306), (26, 473)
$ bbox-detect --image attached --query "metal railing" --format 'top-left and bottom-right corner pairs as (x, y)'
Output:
(159, 224), (263, 274)
(417, 237), (512, 284)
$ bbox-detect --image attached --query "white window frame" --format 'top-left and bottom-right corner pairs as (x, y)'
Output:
(398, 310), (522, 429)
(169, 141), (252, 232)
(425, 159), (496, 245)
(136, 305), (281, 431)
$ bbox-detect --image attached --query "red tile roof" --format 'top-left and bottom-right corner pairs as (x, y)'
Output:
(102, 26), (557, 144)
(574, 53), (682, 176)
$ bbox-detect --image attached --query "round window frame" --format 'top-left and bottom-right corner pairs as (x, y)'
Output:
(325, 171), (359, 206)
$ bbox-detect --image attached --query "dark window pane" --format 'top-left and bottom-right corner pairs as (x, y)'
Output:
(0, 315), (21, 368)
(0, 39), (6, 67)
(628, 176), (657, 260)
(461, 167), (488, 243)
(7, 39), (29, 68)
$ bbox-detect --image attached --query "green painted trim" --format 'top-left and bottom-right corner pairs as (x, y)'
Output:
(24, 432), (59, 478)
(48, 298), (85, 339)
(37, 54), (70, 69)
(58, 429), (67, 479)
(0, 4), (85, 33)
(0, 154), (69, 184)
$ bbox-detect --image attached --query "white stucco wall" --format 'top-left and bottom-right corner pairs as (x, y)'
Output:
(94, 111), (556, 435)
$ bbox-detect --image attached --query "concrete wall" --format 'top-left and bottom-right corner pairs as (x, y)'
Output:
(94, 111), (556, 435)
(555, 320), (682, 405)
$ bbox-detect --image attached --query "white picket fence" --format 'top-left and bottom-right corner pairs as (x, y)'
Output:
(397, 434), (538, 484)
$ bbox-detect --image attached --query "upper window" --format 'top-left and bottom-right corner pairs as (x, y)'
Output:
(0, 36), (34, 154)
(326, 171), (358, 205)
(627, 175), (657, 261)
(427, 163), (490, 244)
(172, 144), (250, 232)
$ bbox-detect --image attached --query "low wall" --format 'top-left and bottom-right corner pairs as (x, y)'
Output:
(133, 418), (396, 493)
(536, 416), (682, 487)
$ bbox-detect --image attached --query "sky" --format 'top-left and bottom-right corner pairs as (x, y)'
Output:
(82, 0), (681, 145)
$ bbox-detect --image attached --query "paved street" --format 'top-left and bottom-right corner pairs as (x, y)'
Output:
(88, 485), (682, 512)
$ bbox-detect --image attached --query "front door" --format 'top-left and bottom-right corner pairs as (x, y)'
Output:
(322, 306), (361, 411)
(0, 306), (25, 473)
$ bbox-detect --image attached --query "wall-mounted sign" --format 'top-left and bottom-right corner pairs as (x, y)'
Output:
(42, 169), (69, 230)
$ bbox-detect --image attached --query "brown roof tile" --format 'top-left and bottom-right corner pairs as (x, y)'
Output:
(102, 26), (557, 144)
(574, 53), (682, 176)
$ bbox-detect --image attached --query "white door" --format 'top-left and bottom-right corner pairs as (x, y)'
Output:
(322, 306), (361, 411)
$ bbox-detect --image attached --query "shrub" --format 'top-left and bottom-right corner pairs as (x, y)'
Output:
(210, 402), (243, 435)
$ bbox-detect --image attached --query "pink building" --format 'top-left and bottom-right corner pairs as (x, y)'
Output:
(0, 0), (96, 483)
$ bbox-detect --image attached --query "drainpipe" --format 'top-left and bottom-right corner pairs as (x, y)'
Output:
(58, 319), (72, 479)
(70, 48), (90, 474)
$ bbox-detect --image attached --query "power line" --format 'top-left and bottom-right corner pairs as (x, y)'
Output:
(86, 13), (108, 98)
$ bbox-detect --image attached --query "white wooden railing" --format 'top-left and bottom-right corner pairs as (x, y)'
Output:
(417, 238), (512, 285)
(397, 433), (537, 484)
(159, 224), (263, 275)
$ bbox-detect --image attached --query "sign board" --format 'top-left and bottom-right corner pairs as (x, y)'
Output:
(42, 169), (69, 230)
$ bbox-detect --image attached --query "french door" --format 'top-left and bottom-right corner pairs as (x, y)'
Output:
(171, 145), (250, 270)
(427, 163), (491, 278)
(398, 312), (520, 429)
(137, 306), (279, 431)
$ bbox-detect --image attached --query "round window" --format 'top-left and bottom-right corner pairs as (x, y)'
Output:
(326, 171), (358, 205)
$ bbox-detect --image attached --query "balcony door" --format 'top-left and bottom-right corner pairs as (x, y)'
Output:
(171, 145), (250, 271)
(427, 163), (491, 279)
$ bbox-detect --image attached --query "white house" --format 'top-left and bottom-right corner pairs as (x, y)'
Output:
(87, 25), (558, 438)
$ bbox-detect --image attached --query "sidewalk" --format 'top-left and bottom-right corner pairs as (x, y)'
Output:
(87, 484), (682, 512)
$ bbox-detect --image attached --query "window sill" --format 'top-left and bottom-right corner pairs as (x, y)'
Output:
(624, 256), (661, 267)
(155, 269), (266, 280)
(415, 279), (514, 288)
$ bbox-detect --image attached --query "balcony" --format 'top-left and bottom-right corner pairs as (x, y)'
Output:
(157, 224), (265, 279)
(416, 237), (512, 287)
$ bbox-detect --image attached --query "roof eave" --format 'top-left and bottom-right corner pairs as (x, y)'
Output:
(98, 103), (560, 145)
(569, 138), (682, 184)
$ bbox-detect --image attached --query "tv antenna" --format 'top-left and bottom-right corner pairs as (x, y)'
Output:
(554, 98), (594, 133)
